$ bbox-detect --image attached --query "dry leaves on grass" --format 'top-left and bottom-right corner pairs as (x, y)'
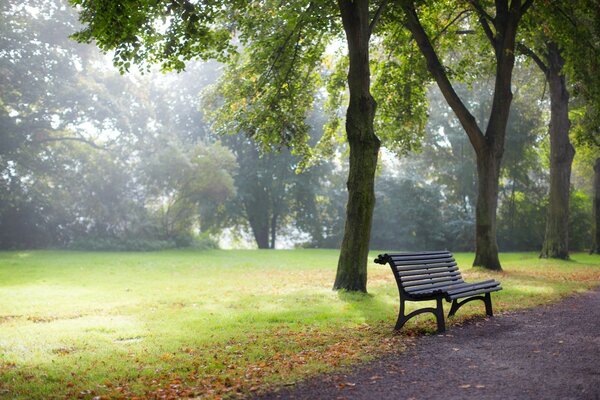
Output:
(69, 322), (411, 399)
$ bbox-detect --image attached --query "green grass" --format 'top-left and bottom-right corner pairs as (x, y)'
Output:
(0, 249), (599, 399)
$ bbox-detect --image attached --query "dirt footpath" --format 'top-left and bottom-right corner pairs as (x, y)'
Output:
(259, 288), (600, 400)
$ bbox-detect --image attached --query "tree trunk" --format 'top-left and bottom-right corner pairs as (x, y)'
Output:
(401, 1), (528, 271)
(333, 0), (380, 292)
(244, 196), (270, 249)
(591, 158), (600, 254)
(540, 42), (575, 259)
(473, 150), (502, 269)
(270, 213), (277, 249)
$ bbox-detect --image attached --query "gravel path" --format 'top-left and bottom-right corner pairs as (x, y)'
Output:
(259, 288), (600, 400)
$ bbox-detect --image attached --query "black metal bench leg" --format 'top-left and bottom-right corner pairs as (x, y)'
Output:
(484, 292), (493, 316)
(394, 298), (407, 330)
(448, 299), (460, 317)
(448, 294), (494, 318)
(435, 298), (446, 333)
(395, 298), (446, 333)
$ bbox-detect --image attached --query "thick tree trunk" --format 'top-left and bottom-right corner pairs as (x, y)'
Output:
(540, 43), (575, 259)
(244, 196), (270, 249)
(249, 218), (270, 249)
(591, 158), (600, 254)
(473, 150), (502, 269)
(333, 0), (380, 292)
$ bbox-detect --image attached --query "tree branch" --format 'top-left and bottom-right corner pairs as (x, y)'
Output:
(521, 0), (534, 15)
(33, 136), (108, 150)
(431, 9), (472, 43)
(516, 42), (548, 74)
(401, 1), (486, 153)
(369, 0), (389, 36)
(467, 0), (494, 22)
(467, 0), (496, 47)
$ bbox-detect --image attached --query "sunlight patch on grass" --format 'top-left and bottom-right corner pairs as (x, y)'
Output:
(0, 249), (599, 399)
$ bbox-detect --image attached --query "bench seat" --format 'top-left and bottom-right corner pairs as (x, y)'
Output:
(375, 251), (502, 333)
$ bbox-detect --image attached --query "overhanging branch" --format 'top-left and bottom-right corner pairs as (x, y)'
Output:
(467, 0), (496, 47)
(401, 1), (486, 153)
(516, 42), (548, 74)
(33, 136), (108, 150)
(432, 9), (472, 43)
(369, 0), (390, 36)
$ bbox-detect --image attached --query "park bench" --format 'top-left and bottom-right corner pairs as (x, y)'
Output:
(374, 251), (502, 333)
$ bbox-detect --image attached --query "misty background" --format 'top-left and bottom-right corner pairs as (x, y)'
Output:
(0, 0), (595, 252)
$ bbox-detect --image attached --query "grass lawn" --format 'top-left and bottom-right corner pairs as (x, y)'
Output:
(1, 249), (599, 399)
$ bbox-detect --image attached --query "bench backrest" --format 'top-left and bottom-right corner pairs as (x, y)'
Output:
(374, 251), (464, 297)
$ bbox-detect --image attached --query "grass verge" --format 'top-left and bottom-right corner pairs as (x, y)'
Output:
(0, 250), (599, 399)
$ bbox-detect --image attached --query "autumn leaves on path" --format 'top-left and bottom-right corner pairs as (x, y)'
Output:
(260, 288), (600, 400)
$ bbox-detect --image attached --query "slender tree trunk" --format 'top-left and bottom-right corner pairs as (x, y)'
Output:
(591, 158), (600, 254)
(473, 150), (502, 269)
(270, 213), (277, 249)
(540, 43), (575, 259)
(334, 0), (381, 292)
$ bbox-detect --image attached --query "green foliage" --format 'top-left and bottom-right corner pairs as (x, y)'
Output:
(520, 0), (600, 148)
(371, 177), (445, 250)
(70, 0), (235, 72)
(497, 191), (546, 251)
(68, 236), (176, 251)
(142, 140), (238, 238)
(68, 232), (218, 251)
(569, 189), (593, 251)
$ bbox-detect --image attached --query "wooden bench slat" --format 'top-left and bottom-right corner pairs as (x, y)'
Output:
(389, 253), (452, 262)
(396, 265), (458, 277)
(384, 251), (450, 257)
(407, 281), (499, 297)
(400, 269), (461, 282)
(446, 280), (500, 296)
(400, 272), (460, 289)
(406, 279), (469, 296)
(391, 257), (455, 267)
(408, 280), (483, 295)
(404, 278), (464, 294)
(394, 261), (457, 273)
(448, 285), (502, 300)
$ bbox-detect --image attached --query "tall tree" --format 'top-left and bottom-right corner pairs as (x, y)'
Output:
(219, 135), (302, 249)
(331, 0), (381, 290)
(399, 0), (534, 270)
(516, 2), (600, 259)
(535, 42), (575, 259)
(70, 0), (429, 292)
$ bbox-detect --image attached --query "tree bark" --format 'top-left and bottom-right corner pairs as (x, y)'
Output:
(591, 158), (600, 254)
(333, 0), (381, 292)
(473, 150), (502, 269)
(244, 194), (270, 249)
(270, 213), (277, 249)
(540, 42), (575, 259)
